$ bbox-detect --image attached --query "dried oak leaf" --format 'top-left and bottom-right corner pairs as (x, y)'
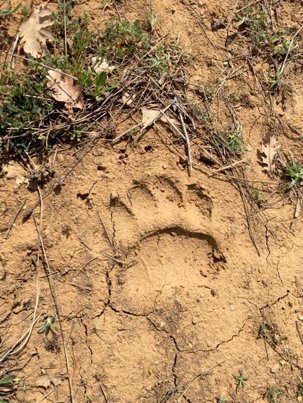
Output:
(36, 374), (51, 389)
(19, 6), (54, 58)
(46, 70), (84, 109)
(141, 107), (179, 128)
(258, 134), (280, 174)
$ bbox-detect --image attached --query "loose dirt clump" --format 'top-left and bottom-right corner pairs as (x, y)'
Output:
(1, 1), (303, 402)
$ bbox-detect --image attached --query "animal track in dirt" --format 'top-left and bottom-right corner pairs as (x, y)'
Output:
(90, 177), (230, 400)
(109, 175), (215, 249)
(106, 177), (243, 344)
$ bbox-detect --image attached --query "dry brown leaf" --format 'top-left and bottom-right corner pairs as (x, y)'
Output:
(141, 108), (161, 127)
(50, 375), (62, 387)
(91, 57), (116, 74)
(36, 374), (51, 389)
(259, 135), (280, 174)
(19, 6), (54, 58)
(141, 108), (179, 128)
(46, 70), (84, 109)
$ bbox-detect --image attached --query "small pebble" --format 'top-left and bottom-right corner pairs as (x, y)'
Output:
(297, 313), (303, 321)
(192, 317), (198, 325)
(211, 289), (217, 297)
(110, 191), (119, 201)
(271, 363), (280, 373)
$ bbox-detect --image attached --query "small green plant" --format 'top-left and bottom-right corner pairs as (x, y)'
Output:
(198, 84), (214, 102)
(298, 383), (303, 396)
(38, 316), (59, 336)
(268, 67), (284, 92)
(251, 187), (265, 207)
(265, 386), (284, 403)
(20, 5), (30, 17)
(258, 320), (285, 347)
(216, 395), (226, 403)
(98, 19), (149, 62)
(235, 370), (248, 391)
(0, 63), (54, 154)
(0, 12), (187, 160)
(0, 374), (20, 401)
(38, 317), (60, 352)
(0, 375), (19, 386)
(221, 125), (243, 155)
(194, 109), (211, 122)
(285, 160), (303, 188)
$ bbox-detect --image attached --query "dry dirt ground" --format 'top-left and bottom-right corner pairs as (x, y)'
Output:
(1, 0), (303, 402)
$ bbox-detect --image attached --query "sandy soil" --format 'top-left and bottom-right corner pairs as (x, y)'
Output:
(1, 0), (303, 402)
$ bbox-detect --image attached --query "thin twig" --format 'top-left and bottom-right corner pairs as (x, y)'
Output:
(34, 187), (75, 403)
(179, 110), (192, 175)
(97, 210), (115, 251)
(37, 388), (55, 402)
(160, 110), (185, 140)
(10, 273), (40, 356)
(4, 200), (27, 239)
(176, 363), (222, 402)
(63, 0), (68, 56)
(236, 0), (262, 13)
(111, 122), (142, 144)
(296, 321), (303, 345)
(209, 157), (249, 176)
(280, 25), (303, 77)
(9, 33), (19, 67)
(99, 382), (109, 403)
(135, 103), (173, 143)
(0, 315), (41, 363)
(0, 275), (40, 363)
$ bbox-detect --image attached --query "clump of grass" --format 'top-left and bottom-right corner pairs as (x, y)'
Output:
(264, 386), (284, 403)
(0, 63), (55, 154)
(258, 320), (286, 348)
(97, 19), (151, 63)
(235, 2), (300, 92)
(285, 160), (303, 188)
(1, 7), (191, 164)
(236, 5), (292, 60)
